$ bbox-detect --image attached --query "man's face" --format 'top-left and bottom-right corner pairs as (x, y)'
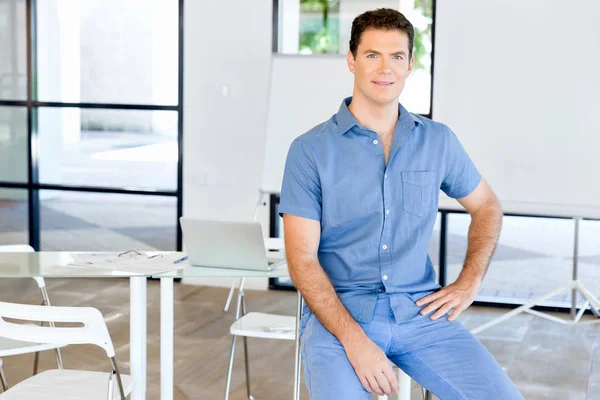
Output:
(347, 28), (414, 106)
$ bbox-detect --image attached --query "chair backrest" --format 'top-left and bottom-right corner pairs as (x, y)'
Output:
(0, 245), (45, 289)
(0, 301), (116, 357)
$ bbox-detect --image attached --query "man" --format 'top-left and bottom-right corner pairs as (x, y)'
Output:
(279, 8), (524, 400)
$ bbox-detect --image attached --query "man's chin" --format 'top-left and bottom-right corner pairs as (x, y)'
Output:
(371, 94), (401, 107)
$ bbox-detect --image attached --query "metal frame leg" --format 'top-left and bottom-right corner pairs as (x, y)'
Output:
(241, 294), (255, 400)
(40, 287), (64, 370)
(224, 278), (240, 312)
(107, 369), (115, 400)
(110, 356), (127, 400)
(0, 360), (8, 392)
(293, 293), (303, 400)
(224, 335), (237, 400)
(33, 346), (40, 376)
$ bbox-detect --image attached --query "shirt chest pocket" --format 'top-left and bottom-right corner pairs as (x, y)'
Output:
(401, 171), (437, 218)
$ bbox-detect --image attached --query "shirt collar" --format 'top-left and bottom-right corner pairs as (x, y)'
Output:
(336, 97), (422, 136)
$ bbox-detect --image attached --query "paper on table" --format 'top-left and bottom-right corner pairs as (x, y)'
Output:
(69, 252), (188, 274)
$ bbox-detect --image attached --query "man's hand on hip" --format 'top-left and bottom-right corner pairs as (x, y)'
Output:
(415, 277), (480, 321)
(343, 335), (399, 396)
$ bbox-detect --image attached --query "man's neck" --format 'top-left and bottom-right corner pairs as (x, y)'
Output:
(347, 93), (399, 136)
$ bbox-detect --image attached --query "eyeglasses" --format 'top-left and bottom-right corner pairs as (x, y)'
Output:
(117, 250), (163, 260)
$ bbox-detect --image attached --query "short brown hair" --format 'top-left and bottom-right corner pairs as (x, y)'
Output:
(349, 8), (415, 59)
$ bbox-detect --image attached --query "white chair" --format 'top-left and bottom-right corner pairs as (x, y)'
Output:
(224, 278), (296, 400)
(0, 301), (133, 399)
(0, 245), (65, 391)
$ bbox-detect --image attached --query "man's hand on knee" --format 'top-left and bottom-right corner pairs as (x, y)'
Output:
(343, 335), (399, 396)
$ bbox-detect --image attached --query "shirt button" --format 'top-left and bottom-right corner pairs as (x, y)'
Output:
(384, 173), (387, 179)
(373, 139), (378, 145)
(383, 275), (388, 281)
(386, 209), (390, 215)
(382, 244), (388, 250)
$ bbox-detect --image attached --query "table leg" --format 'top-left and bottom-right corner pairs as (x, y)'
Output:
(161, 278), (174, 400)
(130, 277), (147, 400)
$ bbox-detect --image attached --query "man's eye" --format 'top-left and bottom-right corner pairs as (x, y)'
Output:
(392, 55), (403, 60)
(367, 54), (377, 58)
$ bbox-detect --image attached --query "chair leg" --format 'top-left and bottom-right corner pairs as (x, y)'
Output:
(39, 288), (65, 369)
(0, 360), (8, 392)
(240, 294), (254, 400)
(107, 369), (115, 400)
(54, 348), (64, 369)
(224, 335), (237, 400)
(110, 356), (126, 400)
(33, 350), (40, 376)
(33, 318), (45, 375)
(224, 279), (239, 312)
(425, 389), (433, 400)
(242, 337), (254, 400)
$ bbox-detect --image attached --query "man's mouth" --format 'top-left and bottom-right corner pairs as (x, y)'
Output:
(372, 81), (395, 86)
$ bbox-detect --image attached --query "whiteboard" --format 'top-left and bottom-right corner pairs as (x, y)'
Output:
(261, 55), (353, 193)
(433, 0), (600, 218)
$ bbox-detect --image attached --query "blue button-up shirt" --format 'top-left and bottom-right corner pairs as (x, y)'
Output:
(279, 97), (481, 323)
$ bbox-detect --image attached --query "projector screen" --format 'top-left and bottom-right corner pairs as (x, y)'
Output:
(433, 0), (600, 218)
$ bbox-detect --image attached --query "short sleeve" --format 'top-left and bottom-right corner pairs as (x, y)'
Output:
(441, 126), (481, 199)
(278, 139), (322, 221)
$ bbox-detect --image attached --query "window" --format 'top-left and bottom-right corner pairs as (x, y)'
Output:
(0, 0), (26, 101)
(36, 0), (178, 105)
(0, 0), (182, 250)
(0, 188), (28, 246)
(0, 106), (27, 182)
(445, 214), (600, 307)
(38, 108), (178, 190)
(40, 191), (177, 251)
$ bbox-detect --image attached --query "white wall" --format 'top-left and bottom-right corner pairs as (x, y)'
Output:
(183, 0), (273, 289)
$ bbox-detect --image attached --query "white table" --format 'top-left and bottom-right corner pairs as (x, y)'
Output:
(0, 251), (185, 400)
(153, 264), (299, 400)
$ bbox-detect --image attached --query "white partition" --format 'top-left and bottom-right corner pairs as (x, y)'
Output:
(433, 0), (600, 218)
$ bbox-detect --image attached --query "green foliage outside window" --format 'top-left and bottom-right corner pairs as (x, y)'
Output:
(297, 0), (432, 71)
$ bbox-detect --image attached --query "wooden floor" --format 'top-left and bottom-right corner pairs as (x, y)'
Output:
(0, 278), (599, 399)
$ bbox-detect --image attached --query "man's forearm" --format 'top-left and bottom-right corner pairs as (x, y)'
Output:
(459, 202), (503, 285)
(288, 257), (365, 347)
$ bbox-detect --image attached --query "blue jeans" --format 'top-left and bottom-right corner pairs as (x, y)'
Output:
(300, 294), (524, 400)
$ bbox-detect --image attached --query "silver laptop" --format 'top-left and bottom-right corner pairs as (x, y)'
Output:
(180, 217), (283, 271)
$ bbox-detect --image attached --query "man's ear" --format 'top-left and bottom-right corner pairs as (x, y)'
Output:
(407, 55), (415, 76)
(347, 50), (356, 74)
